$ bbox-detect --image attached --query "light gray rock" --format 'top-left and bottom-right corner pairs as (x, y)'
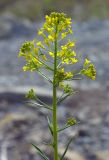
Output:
(0, 13), (35, 39)
(94, 151), (109, 160)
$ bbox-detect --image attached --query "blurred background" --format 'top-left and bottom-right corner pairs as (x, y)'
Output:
(0, 0), (109, 160)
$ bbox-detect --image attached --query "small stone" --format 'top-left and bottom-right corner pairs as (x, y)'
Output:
(78, 126), (90, 137)
(94, 151), (109, 160)
(77, 107), (89, 122)
(89, 117), (102, 125)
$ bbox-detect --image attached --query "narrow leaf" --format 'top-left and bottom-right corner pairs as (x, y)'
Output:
(47, 116), (53, 136)
(60, 137), (74, 160)
(26, 101), (44, 107)
(57, 91), (78, 105)
(37, 97), (52, 109)
(57, 93), (70, 105)
(38, 70), (53, 83)
(26, 101), (52, 110)
(32, 143), (49, 160)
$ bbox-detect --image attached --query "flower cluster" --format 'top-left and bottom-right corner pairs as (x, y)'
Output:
(67, 117), (77, 126)
(18, 41), (47, 71)
(58, 41), (78, 64)
(55, 68), (73, 85)
(81, 58), (96, 80)
(26, 89), (36, 100)
(59, 83), (73, 94)
(38, 12), (78, 65)
(38, 12), (72, 42)
(18, 12), (96, 82)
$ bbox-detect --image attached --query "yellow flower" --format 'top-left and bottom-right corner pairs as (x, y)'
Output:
(36, 41), (45, 49)
(19, 41), (34, 54)
(36, 41), (42, 46)
(44, 38), (50, 46)
(45, 15), (51, 24)
(25, 53), (32, 61)
(84, 58), (91, 66)
(67, 41), (75, 47)
(48, 35), (54, 42)
(65, 72), (73, 79)
(61, 32), (67, 39)
(61, 45), (67, 50)
(59, 82), (64, 87)
(34, 48), (39, 55)
(81, 64), (96, 80)
(68, 29), (73, 34)
(47, 27), (54, 32)
(23, 65), (29, 71)
(71, 51), (76, 56)
(32, 57), (40, 64)
(49, 51), (54, 57)
(42, 55), (47, 61)
(62, 58), (69, 64)
(51, 17), (55, 23)
(18, 52), (25, 57)
(66, 18), (72, 25)
(38, 30), (43, 35)
(71, 58), (78, 64)
(60, 68), (64, 73)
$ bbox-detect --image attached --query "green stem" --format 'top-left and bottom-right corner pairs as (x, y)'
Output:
(53, 24), (58, 160)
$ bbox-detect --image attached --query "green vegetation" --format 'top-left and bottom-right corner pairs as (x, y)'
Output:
(18, 12), (96, 160)
(1, 0), (109, 21)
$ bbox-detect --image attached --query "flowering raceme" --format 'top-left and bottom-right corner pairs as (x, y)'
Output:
(18, 12), (96, 160)
(19, 12), (96, 83)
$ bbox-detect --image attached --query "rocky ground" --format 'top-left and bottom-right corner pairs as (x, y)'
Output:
(0, 88), (109, 160)
(0, 14), (109, 160)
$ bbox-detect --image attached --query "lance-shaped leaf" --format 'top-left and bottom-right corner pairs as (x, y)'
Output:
(57, 90), (78, 105)
(25, 89), (52, 110)
(38, 70), (53, 83)
(36, 97), (52, 109)
(47, 116), (53, 136)
(60, 137), (74, 160)
(26, 101), (52, 110)
(32, 143), (49, 160)
(57, 93), (71, 105)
